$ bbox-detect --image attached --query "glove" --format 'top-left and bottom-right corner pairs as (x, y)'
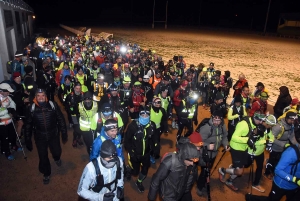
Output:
(247, 136), (256, 149)
(266, 140), (273, 152)
(26, 139), (33, 152)
(285, 143), (290, 148)
(62, 134), (68, 144)
(116, 186), (124, 199)
(103, 192), (114, 201)
(292, 177), (300, 186)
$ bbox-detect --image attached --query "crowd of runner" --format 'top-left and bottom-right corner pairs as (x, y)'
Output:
(0, 32), (299, 201)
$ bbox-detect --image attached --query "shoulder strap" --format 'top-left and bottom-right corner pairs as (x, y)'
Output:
(276, 122), (286, 140)
(92, 158), (101, 176)
(242, 116), (252, 137)
(49, 101), (55, 110)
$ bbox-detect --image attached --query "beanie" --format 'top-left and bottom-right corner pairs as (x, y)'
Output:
(215, 92), (223, 100)
(24, 65), (33, 74)
(285, 111), (297, 120)
(13, 72), (21, 79)
(291, 98), (299, 106)
(100, 140), (117, 158)
(189, 132), (203, 147)
(234, 95), (242, 103)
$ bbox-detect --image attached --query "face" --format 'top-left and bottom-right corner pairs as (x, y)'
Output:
(111, 90), (117, 96)
(215, 99), (223, 104)
(212, 117), (222, 126)
(153, 100), (161, 108)
(106, 129), (118, 138)
(184, 159), (195, 167)
(161, 91), (168, 98)
(257, 86), (264, 91)
(235, 102), (241, 107)
(143, 78), (149, 83)
(286, 118), (295, 125)
(14, 76), (21, 84)
(254, 119), (263, 125)
(77, 69), (83, 75)
(65, 79), (71, 85)
(163, 80), (169, 85)
(74, 86), (81, 93)
(64, 64), (69, 69)
(36, 92), (46, 102)
(243, 87), (250, 96)
(239, 75), (245, 81)
(123, 82), (130, 88)
(0, 91), (10, 97)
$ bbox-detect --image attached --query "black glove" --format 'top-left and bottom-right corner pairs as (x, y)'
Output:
(266, 140), (273, 152)
(62, 134), (68, 144)
(116, 186), (124, 199)
(103, 192), (114, 201)
(247, 135), (256, 149)
(26, 138), (33, 151)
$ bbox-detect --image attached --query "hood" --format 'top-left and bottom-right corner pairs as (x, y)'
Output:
(178, 143), (199, 161)
(279, 86), (290, 97)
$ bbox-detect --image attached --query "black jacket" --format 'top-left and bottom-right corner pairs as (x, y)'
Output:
(124, 120), (156, 157)
(273, 86), (292, 117)
(25, 100), (67, 141)
(148, 153), (195, 201)
(64, 92), (83, 118)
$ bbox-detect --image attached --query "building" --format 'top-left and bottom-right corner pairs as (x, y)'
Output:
(277, 13), (300, 36)
(0, 0), (34, 81)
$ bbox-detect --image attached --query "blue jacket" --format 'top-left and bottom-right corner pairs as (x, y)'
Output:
(90, 127), (124, 161)
(39, 50), (57, 60)
(274, 146), (300, 190)
(11, 60), (25, 79)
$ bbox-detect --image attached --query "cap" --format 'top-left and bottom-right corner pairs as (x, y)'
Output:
(97, 74), (104, 79)
(103, 119), (118, 132)
(133, 81), (142, 86)
(253, 112), (266, 121)
(209, 62), (214, 66)
(260, 92), (269, 98)
(15, 50), (23, 57)
(153, 97), (161, 103)
(123, 77), (131, 83)
(265, 115), (277, 126)
(215, 92), (224, 100)
(189, 132), (203, 147)
(143, 75), (150, 79)
(286, 111), (298, 120)
(109, 84), (118, 91)
(0, 83), (14, 92)
(24, 66), (33, 74)
(83, 91), (93, 100)
(13, 72), (21, 79)
(160, 86), (168, 93)
(163, 75), (171, 81)
(291, 98), (299, 106)
(255, 82), (264, 87)
(100, 140), (117, 158)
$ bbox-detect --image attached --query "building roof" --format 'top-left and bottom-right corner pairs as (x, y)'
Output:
(280, 13), (300, 21)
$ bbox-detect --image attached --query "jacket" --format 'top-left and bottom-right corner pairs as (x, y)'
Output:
(248, 128), (274, 156)
(148, 153), (194, 201)
(77, 156), (124, 201)
(227, 105), (247, 127)
(25, 99), (67, 141)
(271, 118), (297, 152)
(199, 118), (228, 165)
(124, 120), (156, 157)
(273, 86), (292, 117)
(90, 128), (124, 161)
(154, 83), (174, 98)
(274, 146), (300, 190)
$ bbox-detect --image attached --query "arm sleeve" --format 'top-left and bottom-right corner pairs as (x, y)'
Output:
(221, 124), (229, 147)
(148, 157), (172, 201)
(227, 108), (239, 120)
(272, 125), (287, 148)
(90, 137), (102, 161)
(117, 158), (124, 187)
(274, 148), (298, 182)
(124, 124), (134, 152)
(55, 102), (67, 138)
(161, 108), (168, 133)
(289, 131), (298, 145)
(77, 166), (102, 201)
(231, 122), (249, 144)
(25, 105), (33, 140)
(249, 101), (260, 117)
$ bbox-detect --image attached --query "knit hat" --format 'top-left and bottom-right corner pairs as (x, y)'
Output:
(234, 95), (242, 103)
(255, 82), (264, 88)
(215, 92), (223, 100)
(83, 91), (93, 100)
(13, 72), (21, 79)
(285, 111), (298, 120)
(260, 91), (269, 98)
(291, 98), (300, 106)
(100, 140), (117, 158)
(189, 132), (203, 147)
(212, 110), (223, 119)
(265, 115), (277, 126)
(24, 65), (33, 74)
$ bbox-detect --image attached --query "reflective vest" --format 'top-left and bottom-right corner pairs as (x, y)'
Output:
(150, 107), (162, 129)
(158, 94), (170, 112)
(93, 112), (124, 136)
(93, 82), (108, 101)
(78, 101), (98, 131)
(76, 74), (88, 92)
(149, 77), (161, 90)
(182, 100), (196, 119)
(61, 84), (73, 102)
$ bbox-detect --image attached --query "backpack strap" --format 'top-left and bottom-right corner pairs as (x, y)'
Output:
(49, 101), (55, 110)
(289, 144), (300, 176)
(242, 116), (253, 137)
(276, 122), (289, 140)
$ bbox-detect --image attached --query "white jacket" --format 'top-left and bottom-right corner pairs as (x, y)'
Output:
(0, 107), (11, 125)
(77, 157), (124, 201)
(0, 96), (15, 125)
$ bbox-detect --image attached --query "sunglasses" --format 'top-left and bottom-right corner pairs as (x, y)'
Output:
(154, 101), (161, 104)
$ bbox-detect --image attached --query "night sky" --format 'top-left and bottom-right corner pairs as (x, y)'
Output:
(24, 0), (300, 32)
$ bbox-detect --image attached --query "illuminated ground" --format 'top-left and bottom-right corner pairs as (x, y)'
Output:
(1, 27), (298, 201)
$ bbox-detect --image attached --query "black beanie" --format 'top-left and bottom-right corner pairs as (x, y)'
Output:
(24, 65), (33, 74)
(100, 140), (117, 158)
(234, 95), (242, 103)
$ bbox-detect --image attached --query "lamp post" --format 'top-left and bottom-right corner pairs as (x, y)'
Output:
(263, 0), (272, 35)
(152, 0), (155, 28)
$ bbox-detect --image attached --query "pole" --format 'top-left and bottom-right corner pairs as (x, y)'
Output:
(165, 1), (168, 29)
(152, 0), (155, 29)
(199, 0), (203, 26)
(263, 0), (272, 35)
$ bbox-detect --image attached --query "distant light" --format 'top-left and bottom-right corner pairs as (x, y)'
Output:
(235, 14), (238, 17)
(120, 46), (127, 54)
(33, 15), (36, 19)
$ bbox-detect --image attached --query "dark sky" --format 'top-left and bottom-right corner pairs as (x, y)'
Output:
(24, 0), (300, 31)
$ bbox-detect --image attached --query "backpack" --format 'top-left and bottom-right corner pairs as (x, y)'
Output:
(195, 118), (224, 138)
(160, 152), (177, 172)
(275, 121), (292, 140)
(90, 157), (121, 193)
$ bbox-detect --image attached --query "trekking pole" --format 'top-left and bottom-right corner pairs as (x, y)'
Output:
(210, 148), (226, 175)
(11, 120), (27, 161)
(247, 148), (255, 195)
(206, 150), (212, 201)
